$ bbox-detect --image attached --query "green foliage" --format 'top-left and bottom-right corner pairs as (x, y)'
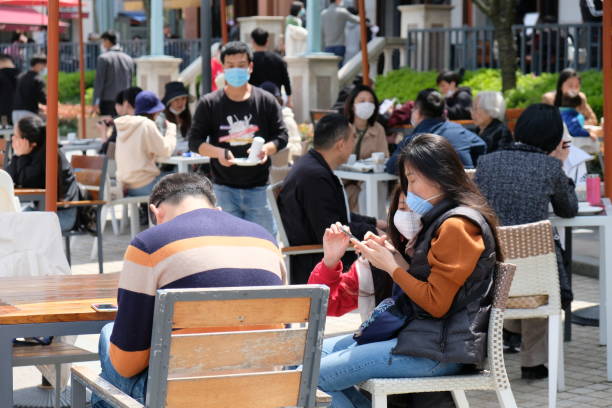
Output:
(375, 68), (603, 118)
(58, 71), (96, 104)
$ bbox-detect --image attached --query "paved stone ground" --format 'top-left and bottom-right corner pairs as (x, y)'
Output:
(12, 223), (612, 407)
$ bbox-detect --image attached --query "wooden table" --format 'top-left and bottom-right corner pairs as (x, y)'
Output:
(15, 188), (46, 210)
(0, 273), (118, 406)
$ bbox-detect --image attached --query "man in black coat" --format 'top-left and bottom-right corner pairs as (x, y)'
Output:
(0, 54), (19, 125)
(278, 114), (384, 284)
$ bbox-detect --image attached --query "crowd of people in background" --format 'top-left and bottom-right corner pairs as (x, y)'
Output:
(0, 15), (606, 406)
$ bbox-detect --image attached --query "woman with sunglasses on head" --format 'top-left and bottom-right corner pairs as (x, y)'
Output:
(311, 133), (502, 408)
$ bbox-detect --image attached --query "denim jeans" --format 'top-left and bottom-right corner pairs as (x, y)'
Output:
(318, 334), (464, 408)
(213, 184), (277, 236)
(126, 173), (167, 197)
(91, 323), (148, 408)
(324, 45), (346, 67)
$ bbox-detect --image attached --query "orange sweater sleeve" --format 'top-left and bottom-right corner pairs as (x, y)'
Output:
(392, 217), (485, 318)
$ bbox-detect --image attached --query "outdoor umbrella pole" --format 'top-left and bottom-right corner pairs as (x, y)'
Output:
(604, 0), (612, 198)
(45, 0), (59, 212)
(358, 0), (369, 86)
(220, 0), (228, 44)
(78, 0), (86, 139)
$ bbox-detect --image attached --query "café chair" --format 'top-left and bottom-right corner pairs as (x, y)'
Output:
(0, 169), (20, 212)
(72, 285), (331, 408)
(359, 263), (518, 408)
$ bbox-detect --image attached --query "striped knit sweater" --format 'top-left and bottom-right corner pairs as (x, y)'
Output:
(109, 208), (285, 377)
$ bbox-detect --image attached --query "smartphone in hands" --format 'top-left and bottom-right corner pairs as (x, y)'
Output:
(91, 303), (118, 312)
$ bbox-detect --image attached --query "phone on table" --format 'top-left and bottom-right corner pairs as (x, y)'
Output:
(91, 303), (118, 312)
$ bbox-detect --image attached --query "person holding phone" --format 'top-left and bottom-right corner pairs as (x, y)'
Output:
(476, 104), (577, 380)
(312, 134), (502, 407)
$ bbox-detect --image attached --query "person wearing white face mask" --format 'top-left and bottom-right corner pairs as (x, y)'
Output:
(159, 82), (195, 154)
(310, 133), (503, 408)
(342, 84), (389, 212)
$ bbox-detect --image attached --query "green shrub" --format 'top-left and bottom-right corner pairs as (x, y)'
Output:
(375, 69), (603, 119)
(58, 71), (96, 104)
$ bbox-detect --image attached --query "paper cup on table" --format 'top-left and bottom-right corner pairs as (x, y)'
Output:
(248, 137), (265, 162)
(347, 154), (357, 165)
(371, 152), (385, 164)
(67, 132), (77, 142)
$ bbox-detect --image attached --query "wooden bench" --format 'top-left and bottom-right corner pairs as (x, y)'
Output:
(71, 285), (332, 408)
(13, 341), (98, 408)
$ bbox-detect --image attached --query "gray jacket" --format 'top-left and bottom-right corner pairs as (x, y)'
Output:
(475, 143), (578, 226)
(321, 4), (360, 47)
(393, 202), (496, 365)
(93, 46), (134, 104)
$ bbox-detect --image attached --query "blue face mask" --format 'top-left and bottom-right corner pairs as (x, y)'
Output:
(405, 192), (442, 215)
(224, 68), (250, 88)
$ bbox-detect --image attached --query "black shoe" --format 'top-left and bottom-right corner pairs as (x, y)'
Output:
(521, 364), (548, 379)
(503, 329), (521, 353)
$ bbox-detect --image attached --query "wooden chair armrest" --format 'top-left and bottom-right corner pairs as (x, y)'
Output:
(71, 365), (144, 408)
(316, 389), (332, 407)
(57, 200), (106, 207)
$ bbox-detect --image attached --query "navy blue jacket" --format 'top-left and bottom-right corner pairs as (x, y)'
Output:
(385, 118), (486, 174)
(560, 108), (590, 137)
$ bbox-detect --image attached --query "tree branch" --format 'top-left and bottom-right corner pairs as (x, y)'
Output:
(472, 0), (492, 18)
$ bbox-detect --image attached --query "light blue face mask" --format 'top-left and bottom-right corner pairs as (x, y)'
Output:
(405, 192), (442, 215)
(224, 68), (250, 88)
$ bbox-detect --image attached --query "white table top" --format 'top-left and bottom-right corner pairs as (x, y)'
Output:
(59, 139), (102, 152)
(158, 155), (211, 165)
(334, 170), (398, 182)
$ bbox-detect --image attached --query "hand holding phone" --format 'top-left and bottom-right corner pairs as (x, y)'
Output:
(91, 303), (118, 312)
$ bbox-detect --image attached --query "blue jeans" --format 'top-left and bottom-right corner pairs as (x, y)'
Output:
(318, 334), (464, 408)
(213, 184), (277, 236)
(325, 45), (346, 67)
(126, 173), (168, 197)
(91, 323), (148, 408)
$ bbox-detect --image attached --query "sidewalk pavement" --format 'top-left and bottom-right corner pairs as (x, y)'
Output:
(12, 225), (612, 407)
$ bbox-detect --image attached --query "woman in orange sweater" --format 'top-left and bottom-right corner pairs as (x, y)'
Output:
(314, 133), (502, 408)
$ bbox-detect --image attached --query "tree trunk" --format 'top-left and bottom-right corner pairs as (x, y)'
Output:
(494, 19), (517, 92)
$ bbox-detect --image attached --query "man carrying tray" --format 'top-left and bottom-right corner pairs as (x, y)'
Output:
(188, 41), (288, 235)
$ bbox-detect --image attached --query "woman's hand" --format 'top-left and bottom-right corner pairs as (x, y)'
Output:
(323, 222), (351, 269)
(351, 238), (400, 275)
(549, 139), (570, 162)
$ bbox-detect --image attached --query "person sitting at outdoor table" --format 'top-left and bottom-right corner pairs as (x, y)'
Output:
(385, 88), (486, 175)
(475, 103), (578, 380)
(91, 173), (286, 408)
(278, 114), (385, 285)
(436, 69), (472, 120)
(115, 90), (176, 197)
(5, 116), (79, 231)
(342, 84), (389, 212)
(559, 92), (600, 140)
(315, 133), (501, 408)
(472, 91), (513, 153)
(542, 68), (598, 126)
(98, 86), (142, 155)
(158, 81), (193, 154)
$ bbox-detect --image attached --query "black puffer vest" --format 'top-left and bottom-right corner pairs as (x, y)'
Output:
(393, 200), (496, 364)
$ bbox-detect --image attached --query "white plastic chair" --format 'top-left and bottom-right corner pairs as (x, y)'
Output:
(0, 169), (21, 212)
(497, 220), (565, 408)
(359, 263), (518, 408)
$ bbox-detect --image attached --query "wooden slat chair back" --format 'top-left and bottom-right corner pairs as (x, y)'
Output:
(72, 285), (330, 408)
(497, 220), (564, 408)
(71, 155), (105, 201)
(504, 108), (524, 134)
(0, 138), (6, 169)
(310, 109), (337, 125)
(359, 263), (518, 408)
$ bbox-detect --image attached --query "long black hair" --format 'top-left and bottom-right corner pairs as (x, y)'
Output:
(553, 68), (580, 107)
(343, 84), (380, 127)
(388, 133), (503, 261)
(163, 105), (192, 137)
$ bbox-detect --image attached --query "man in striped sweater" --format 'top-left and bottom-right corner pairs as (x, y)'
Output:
(92, 173), (286, 408)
